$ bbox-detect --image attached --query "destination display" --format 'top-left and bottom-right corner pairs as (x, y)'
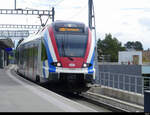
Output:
(58, 27), (84, 33)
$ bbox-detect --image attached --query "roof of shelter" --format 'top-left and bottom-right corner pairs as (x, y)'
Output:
(0, 38), (14, 49)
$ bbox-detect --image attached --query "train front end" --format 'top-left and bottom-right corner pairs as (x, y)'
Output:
(43, 21), (95, 93)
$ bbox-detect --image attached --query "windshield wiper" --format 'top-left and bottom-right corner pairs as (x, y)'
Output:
(68, 57), (74, 61)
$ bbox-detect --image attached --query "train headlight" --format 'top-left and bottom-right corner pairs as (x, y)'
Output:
(83, 63), (87, 68)
(51, 62), (62, 67)
(82, 63), (92, 68)
(57, 62), (61, 67)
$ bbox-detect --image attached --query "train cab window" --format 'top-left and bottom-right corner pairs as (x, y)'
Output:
(55, 34), (88, 57)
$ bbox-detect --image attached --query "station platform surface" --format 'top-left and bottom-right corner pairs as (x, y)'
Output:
(0, 65), (97, 112)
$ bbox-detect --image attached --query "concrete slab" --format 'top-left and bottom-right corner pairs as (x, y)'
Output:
(0, 66), (97, 112)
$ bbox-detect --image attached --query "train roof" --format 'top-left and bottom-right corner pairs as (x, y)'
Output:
(17, 32), (40, 47)
(17, 21), (87, 47)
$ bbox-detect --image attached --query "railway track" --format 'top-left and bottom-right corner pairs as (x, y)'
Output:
(81, 92), (127, 112)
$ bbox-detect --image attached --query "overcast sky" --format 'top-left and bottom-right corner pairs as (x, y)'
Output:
(1, 0), (150, 50)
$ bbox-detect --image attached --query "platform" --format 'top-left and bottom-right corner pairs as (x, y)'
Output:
(0, 65), (97, 112)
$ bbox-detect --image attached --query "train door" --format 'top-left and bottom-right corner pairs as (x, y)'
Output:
(30, 46), (38, 81)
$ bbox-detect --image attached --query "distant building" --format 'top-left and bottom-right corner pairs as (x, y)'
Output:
(116, 50), (150, 75)
(118, 51), (142, 65)
(143, 50), (150, 63)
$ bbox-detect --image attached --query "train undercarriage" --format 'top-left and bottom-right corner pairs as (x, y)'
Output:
(45, 73), (94, 94)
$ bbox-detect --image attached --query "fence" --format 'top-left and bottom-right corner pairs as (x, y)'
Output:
(95, 72), (150, 94)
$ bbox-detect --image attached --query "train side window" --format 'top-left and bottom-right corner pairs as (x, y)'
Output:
(41, 43), (48, 61)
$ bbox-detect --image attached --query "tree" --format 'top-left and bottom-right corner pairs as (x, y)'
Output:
(124, 41), (143, 51)
(124, 41), (134, 49)
(134, 41), (143, 51)
(97, 33), (125, 62)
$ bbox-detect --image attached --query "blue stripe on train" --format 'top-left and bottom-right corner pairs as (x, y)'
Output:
(43, 31), (56, 73)
(88, 50), (95, 74)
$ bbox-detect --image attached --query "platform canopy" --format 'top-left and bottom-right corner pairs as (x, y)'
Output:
(0, 38), (14, 49)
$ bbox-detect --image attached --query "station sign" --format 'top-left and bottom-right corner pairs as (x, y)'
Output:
(5, 48), (12, 52)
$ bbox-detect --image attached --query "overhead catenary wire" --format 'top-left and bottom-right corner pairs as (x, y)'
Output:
(67, 4), (88, 20)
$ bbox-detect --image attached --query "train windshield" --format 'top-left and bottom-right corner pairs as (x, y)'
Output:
(55, 33), (88, 57)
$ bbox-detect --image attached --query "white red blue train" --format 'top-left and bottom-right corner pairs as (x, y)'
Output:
(16, 21), (95, 93)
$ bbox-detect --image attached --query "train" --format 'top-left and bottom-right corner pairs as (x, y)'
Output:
(16, 21), (95, 93)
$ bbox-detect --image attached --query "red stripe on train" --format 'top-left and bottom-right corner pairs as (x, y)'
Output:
(60, 57), (84, 68)
(48, 26), (60, 62)
(84, 29), (92, 62)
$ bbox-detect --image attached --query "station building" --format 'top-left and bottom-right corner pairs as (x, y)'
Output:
(118, 50), (150, 75)
(0, 38), (14, 68)
(118, 51), (142, 65)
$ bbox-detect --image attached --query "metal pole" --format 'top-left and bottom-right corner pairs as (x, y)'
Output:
(88, 0), (100, 84)
(14, 0), (16, 10)
(142, 77), (144, 94)
(144, 90), (150, 112)
(52, 7), (55, 22)
(88, 0), (93, 30)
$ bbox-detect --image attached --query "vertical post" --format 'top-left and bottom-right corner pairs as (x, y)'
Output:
(108, 72), (110, 87)
(118, 74), (119, 89)
(88, 0), (99, 84)
(99, 72), (101, 85)
(135, 77), (137, 93)
(88, 0), (93, 30)
(142, 77), (144, 94)
(52, 7), (55, 22)
(149, 77), (150, 90)
(14, 0), (16, 10)
(144, 90), (150, 112)
(123, 74), (125, 90)
(129, 75), (131, 92)
(113, 74), (115, 88)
